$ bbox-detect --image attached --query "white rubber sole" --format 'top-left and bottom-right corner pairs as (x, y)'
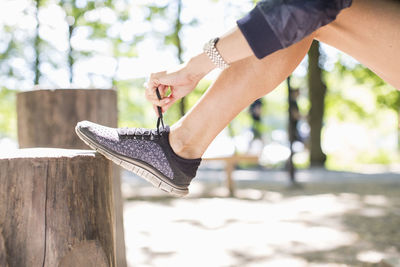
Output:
(75, 126), (188, 197)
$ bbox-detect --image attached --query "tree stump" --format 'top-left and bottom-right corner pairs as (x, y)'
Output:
(16, 89), (126, 267)
(17, 89), (117, 149)
(0, 148), (115, 267)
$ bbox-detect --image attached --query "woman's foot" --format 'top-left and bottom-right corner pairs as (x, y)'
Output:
(75, 120), (201, 197)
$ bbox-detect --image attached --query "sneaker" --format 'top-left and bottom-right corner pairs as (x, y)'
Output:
(75, 120), (201, 197)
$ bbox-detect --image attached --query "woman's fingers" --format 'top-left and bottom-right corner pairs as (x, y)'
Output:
(158, 84), (170, 99)
(152, 95), (175, 114)
(161, 96), (177, 113)
(146, 82), (164, 105)
(146, 66), (193, 114)
(146, 72), (179, 109)
(147, 95), (171, 107)
(145, 72), (163, 98)
(146, 72), (173, 105)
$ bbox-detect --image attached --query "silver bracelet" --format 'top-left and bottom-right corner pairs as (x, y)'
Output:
(203, 38), (230, 70)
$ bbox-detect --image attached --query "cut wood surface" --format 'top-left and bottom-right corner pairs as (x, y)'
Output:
(0, 148), (115, 267)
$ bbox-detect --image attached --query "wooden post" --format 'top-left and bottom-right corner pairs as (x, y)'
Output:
(225, 161), (235, 197)
(204, 154), (259, 197)
(0, 148), (115, 267)
(16, 89), (126, 267)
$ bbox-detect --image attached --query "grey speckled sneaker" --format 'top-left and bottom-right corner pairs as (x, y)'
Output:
(75, 121), (201, 197)
(76, 88), (201, 197)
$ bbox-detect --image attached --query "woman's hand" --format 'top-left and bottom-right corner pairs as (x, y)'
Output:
(146, 52), (215, 114)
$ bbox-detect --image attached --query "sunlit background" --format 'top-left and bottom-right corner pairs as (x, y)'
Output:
(1, 0), (399, 266)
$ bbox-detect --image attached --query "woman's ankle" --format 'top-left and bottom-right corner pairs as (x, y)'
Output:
(169, 126), (204, 159)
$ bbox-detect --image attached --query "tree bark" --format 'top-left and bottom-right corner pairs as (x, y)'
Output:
(0, 230), (8, 267)
(17, 89), (127, 267)
(0, 148), (115, 267)
(307, 40), (327, 166)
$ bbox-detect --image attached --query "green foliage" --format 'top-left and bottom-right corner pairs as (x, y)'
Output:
(117, 78), (154, 128)
(145, 5), (168, 20)
(376, 88), (400, 111)
(325, 91), (369, 122)
(356, 149), (397, 165)
(334, 59), (399, 113)
(336, 63), (386, 87)
(0, 88), (17, 139)
(322, 54), (400, 169)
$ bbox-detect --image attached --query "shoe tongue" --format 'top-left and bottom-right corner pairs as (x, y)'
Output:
(159, 125), (170, 134)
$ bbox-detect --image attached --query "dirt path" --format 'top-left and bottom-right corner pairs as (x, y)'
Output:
(123, 180), (400, 266)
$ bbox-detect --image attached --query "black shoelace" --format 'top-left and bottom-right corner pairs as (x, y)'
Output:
(118, 87), (165, 139)
(155, 87), (165, 134)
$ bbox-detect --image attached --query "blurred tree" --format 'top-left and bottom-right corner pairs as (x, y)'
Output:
(172, 0), (185, 116)
(34, 0), (42, 85)
(31, 0), (63, 88)
(144, 0), (198, 116)
(58, 0), (118, 85)
(59, 0), (92, 84)
(109, 2), (139, 85)
(32, 0), (58, 87)
(308, 40), (327, 166)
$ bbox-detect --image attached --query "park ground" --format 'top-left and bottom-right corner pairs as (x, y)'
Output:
(123, 166), (400, 267)
(121, 167), (400, 267)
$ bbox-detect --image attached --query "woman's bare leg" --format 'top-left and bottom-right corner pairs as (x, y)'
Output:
(170, 0), (400, 159)
(169, 36), (314, 159)
(315, 0), (400, 88)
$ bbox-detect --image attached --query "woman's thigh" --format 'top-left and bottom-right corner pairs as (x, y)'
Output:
(314, 0), (400, 89)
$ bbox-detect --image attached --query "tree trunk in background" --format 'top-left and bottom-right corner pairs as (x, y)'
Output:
(175, 0), (186, 116)
(0, 149), (115, 266)
(68, 24), (74, 84)
(34, 0), (41, 85)
(17, 89), (127, 267)
(287, 76), (296, 183)
(308, 40), (327, 166)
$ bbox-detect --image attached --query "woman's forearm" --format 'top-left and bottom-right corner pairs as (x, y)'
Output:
(186, 26), (253, 80)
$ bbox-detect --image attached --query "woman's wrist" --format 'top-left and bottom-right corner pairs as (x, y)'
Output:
(187, 52), (216, 81)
